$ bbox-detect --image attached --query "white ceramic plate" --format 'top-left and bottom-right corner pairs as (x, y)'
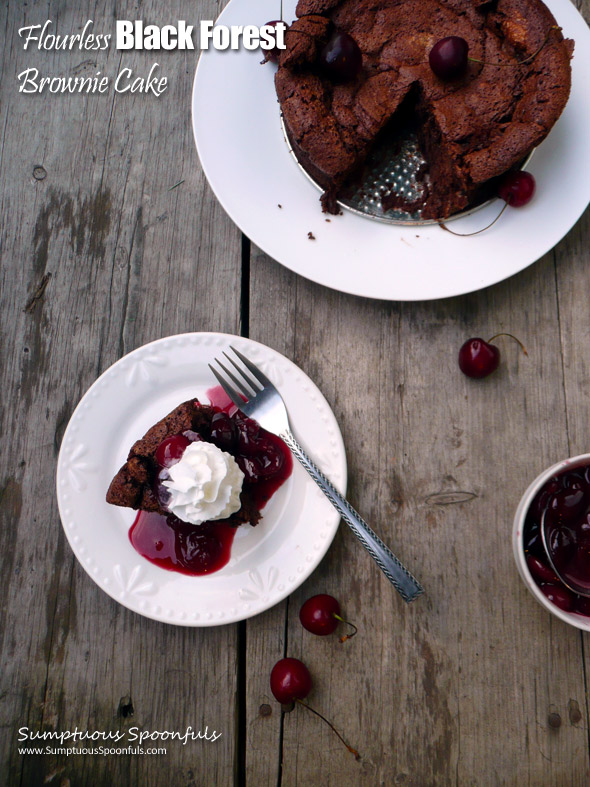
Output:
(56, 333), (346, 626)
(192, 0), (590, 301)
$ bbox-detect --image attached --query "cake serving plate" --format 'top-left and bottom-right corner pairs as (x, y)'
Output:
(56, 333), (347, 627)
(193, 0), (590, 301)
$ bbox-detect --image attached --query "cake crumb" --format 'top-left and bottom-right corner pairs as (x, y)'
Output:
(325, 219), (331, 223)
(307, 231), (316, 240)
(320, 189), (342, 215)
(278, 204), (282, 208)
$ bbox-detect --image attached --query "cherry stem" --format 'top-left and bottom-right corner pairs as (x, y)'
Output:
(487, 333), (528, 357)
(295, 699), (361, 760)
(333, 614), (358, 643)
(467, 26), (560, 67)
(438, 200), (508, 237)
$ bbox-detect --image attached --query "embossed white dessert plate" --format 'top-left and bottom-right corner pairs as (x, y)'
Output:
(192, 0), (590, 300)
(56, 333), (346, 626)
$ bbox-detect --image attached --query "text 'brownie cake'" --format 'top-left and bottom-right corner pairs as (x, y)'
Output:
(275, 0), (573, 218)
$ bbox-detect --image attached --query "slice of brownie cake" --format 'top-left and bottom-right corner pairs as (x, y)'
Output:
(106, 400), (262, 526)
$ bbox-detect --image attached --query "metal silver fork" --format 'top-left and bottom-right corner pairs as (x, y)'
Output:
(209, 346), (424, 603)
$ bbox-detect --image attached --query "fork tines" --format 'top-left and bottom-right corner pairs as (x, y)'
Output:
(208, 345), (271, 409)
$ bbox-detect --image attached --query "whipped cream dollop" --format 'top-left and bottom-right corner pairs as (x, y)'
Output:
(162, 441), (244, 525)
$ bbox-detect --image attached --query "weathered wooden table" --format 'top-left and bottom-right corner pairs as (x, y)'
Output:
(2, 1), (590, 784)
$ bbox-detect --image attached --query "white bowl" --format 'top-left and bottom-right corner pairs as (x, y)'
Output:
(513, 453), (590, 631)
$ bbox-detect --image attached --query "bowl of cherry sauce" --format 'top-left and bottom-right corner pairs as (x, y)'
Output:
(513, 454), (590, 630)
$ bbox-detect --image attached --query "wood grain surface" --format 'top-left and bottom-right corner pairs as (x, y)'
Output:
(1, 1), (590, 785)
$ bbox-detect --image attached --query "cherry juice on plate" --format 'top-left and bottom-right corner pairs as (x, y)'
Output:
(129, 387), (292, 576)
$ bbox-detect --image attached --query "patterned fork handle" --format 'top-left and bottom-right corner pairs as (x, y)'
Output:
(280, 429), (424, 603)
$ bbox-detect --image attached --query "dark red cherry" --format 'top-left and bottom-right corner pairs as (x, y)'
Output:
(548, 525), (576, 569)
(263, 20), (285, 63)
(236, 455), (262, 483)
(155, 434), (190, 468)
(498, 171), (536, 207)
(300, 594), (341, 635)
(531, 478), (561, 519)
(209, 412), (237, 452)
(566, 543), (590, 586)
(548, 481), (585, 522)
(576, 511), (590, 545)
(523, 520), (545, 560)
(580, 466), (590, 495)
(458, 338), (500, 379)
(237, 439), (285, 482)
(255, 441), (285, 477)
(234, 415), (262, 455)
(526, 554), (559, 584)
(320, 31), (362, 82)
(175, 524), (226, 573)
(574, 595), (590, 617)
(429, 36), (469, 79)
(270, 658), (312, 704)
(154, 467), (172, 508)
(539, 582), (574, 612)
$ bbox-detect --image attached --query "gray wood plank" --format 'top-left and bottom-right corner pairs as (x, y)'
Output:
(246, 231), (590, 785)
(0, 1), (242, 785)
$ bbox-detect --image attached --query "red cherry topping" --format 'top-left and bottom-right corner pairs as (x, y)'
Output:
(548, 481), (585, 523)
(526, 554), (559, 584)
(270, 658), (312, 704)
(458, 338), (499, 379)
(429, 36), (469, 79)
(155, 434), (191, 468)
(523, 466), (590, 618)
(574, 595), (590, 616)
(209, 412), (237, 452)
(498, 171), (536, 207)
(320, 31), (362, 82)
(539, 583), (574, 612)
(547, 525), (576, 568)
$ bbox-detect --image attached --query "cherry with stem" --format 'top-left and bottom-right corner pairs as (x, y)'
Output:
(299, 594), (358, 642)
(429, 26), (560, 80)
(458, 333), (528, 379)
(270, 657), (361, 760)
(439, 171), (535, 236)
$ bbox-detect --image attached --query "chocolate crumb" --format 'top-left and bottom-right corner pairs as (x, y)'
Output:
(307, 232), (316, 240)
(278, 204), (282, 208)
(325, 219), (331, 222)
(320, 188), (342, 215)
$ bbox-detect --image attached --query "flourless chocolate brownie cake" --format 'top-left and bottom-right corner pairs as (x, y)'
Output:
(275, 0), (573, 218)
(107, 400), (262, 526)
